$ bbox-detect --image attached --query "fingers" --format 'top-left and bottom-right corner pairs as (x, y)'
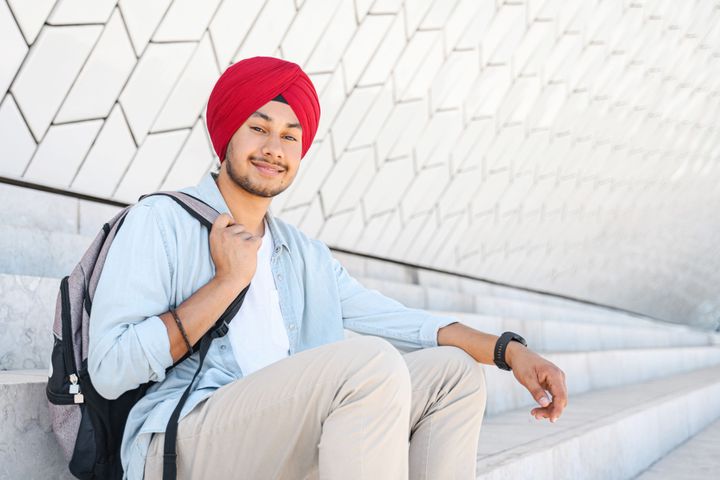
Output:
(212, 214), (261, 240)
(225, 224), (256, 238)
(524, 376), (553, 422)
(526, 379), (552, 410)
(531, 405), (553, 421)
(213, 212), (234, 229)
(544, 369), (568, 421)
(530, 366), (568, 423)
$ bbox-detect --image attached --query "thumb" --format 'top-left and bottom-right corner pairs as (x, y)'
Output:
(526, 380), (551, 407)
(213, 213), (234, 230)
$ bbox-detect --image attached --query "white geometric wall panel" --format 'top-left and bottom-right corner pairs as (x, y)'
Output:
(1, 0), (719, 330)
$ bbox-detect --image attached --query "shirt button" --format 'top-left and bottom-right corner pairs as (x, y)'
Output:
(277, 274), (283, 281)
(220, 345), (227, 351)
(289, 324), (296, 330)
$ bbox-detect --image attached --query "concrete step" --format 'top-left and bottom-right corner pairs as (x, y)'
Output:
(333, 251), (581, 310)
(0, 181), (121, 237)
(0, 183), (116, 279)
(471, 295), (656, 327)
(0, 274), (58, 370)
(413, 268), (632, 314)
(357, 275), (688, 330)
(0, 224), (653, 331)
(0, 206), (694, 338)
(634, 415), (720, 479)
(1, 209), (714, 345)
(7, 315), (720, 417)
(474, 364), (720, 479)
(0, 370), (71, 480)
(0, 232), (487, 316)
(454, 312), (717, 352)
(5, 362), (720, 479)
(3, 270), (717, 371)
(0, 225), (93, 278)
(335, 251), (680, 326)
(483, 345), (720, 416)
(2, 182), (715, 338)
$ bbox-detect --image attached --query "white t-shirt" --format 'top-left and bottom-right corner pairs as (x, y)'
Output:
(227, 219), (290, 376)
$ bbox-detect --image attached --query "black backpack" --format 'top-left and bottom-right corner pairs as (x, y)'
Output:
(46, 191), (249, 479)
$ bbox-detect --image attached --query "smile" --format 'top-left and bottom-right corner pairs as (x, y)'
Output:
(252, 161), (284, 177)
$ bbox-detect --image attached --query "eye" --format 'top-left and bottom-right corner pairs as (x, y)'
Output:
(250, 126), (265, 133)
(284, 135), (297, 141)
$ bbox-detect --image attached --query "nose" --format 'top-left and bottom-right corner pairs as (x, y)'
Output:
(261, 133), (283, 160)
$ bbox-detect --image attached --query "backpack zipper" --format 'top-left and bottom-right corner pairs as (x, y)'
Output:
(46, 385), (76, 404)
(60, 276), (84, 404)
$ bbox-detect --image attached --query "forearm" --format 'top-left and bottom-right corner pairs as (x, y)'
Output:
(159, 277), (244, 362)
(437, 322), (525, 367)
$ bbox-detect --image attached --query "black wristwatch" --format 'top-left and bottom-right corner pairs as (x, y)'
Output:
(493, 331), (527, 371)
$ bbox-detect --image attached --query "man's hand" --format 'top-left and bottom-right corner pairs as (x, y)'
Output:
(506, 342), (568, 423)
(210, 213), (262, 293)
(436, 322), (569, 423)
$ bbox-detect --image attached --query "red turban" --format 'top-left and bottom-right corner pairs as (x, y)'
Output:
(206, 56), (321, 162)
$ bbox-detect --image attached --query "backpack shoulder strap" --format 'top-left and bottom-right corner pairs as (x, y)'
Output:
(149, 192), (252, 480)
(138, 191), (221, 230)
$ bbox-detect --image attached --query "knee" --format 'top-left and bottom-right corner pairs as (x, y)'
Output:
(344, 335), (411, 396)
(346, 335), (407, 375)
(436, 347), (487, 401)
(343, 334), (398, 357)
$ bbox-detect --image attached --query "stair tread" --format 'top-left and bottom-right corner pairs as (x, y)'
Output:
(476, 364), (720, 470)
(0, 369), (47, 383)
(635, 415), (720, 479)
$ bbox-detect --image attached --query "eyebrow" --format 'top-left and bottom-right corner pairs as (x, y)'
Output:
(250, 111), (302, 130)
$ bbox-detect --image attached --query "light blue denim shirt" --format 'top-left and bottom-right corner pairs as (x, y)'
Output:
(88, 172), (459, 479)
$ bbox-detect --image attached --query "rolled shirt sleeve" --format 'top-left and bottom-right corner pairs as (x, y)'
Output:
(331, 255), (458, 350)
(88, 202), (175, 400)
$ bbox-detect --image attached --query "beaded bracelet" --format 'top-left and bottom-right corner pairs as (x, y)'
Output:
(170, 308), (192, 354)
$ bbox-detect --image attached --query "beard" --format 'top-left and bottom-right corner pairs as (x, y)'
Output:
(225, 154), (291, 198)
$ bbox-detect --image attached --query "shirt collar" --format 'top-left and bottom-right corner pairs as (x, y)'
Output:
(191, 172), (290, 254)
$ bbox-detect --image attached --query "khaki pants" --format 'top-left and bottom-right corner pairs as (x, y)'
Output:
(144, 336), (487, 479)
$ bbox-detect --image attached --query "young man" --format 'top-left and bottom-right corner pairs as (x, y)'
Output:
(88, 56), (567, 480)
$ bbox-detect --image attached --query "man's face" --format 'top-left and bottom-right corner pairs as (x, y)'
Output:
(222, 100), (303, 198)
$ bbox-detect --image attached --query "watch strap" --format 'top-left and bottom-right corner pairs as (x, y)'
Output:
(493, 331), (527, 371)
